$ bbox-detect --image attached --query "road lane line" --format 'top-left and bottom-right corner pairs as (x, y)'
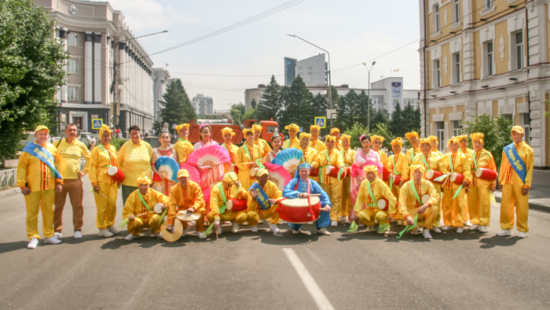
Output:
(283, 248), (335, 310)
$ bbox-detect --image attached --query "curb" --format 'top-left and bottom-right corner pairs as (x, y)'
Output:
(0, 187), (21, 199)
(494, 195), (550, 214)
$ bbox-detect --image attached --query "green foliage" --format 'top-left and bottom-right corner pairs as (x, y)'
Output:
(242, 108), (256, 122)
(197, 114), (223, 119)
(401, 103), (420, 135)
(0, 0), (67, 161)
(371, 107), (390, 129)
(344, 123), (370, 149)
(255, 75), (281, 122)
(230, 103), (246, 124)
(463, 114), (513, 167)
(110, 138), (128, 151)
(371, 123), (396, 152)
(158, 79), (196, 129)
(336, 90), (359, 132)
(278, 76), (315, 133)
(389, 103), (405, 138)
(545, 99), (550, 117)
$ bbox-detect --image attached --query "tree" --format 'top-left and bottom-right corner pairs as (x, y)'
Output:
(344, 123), (369, 149)
(336, 90), (360, 131)
(371, 123), (396, 153)
(371, 109), (390, 129)
(255, 75), (281, 121)
(158, 79), (195, 129)
(181, 84), (197, 122)
(242, 108), (256, 122)
(401, 103), (420, 135)
(0, 0), (67, 161)
(389, 103), (405, 138)
(230, 103), (246, 124)
(463, 114), (513, 167)
(278, 76), (314, 133)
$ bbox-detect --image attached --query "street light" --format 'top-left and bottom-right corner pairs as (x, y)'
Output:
(362, 61), (376, 132)
(288, 34), (333, 127)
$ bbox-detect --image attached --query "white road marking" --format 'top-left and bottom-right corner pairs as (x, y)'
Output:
(283, 248), (335, 310)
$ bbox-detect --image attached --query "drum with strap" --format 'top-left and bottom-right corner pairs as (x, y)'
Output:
(325, 166), (347, 179)
(153, 203), (164, 214)
(107, 166), (125, 182)
(309, 167), (320, 177)
(425, 169), (443, 184)
(227, 199), (248, 212)
(249, 167), (259, 177)
(450, 173), (464, 185)
(421, 194), (431, 204)
(377, 198), (390, 211)
(392, 174), (402, 186)
(381, 167), (391, 182)
(280, 197), (321, 224)
(475, 168), (497, 181)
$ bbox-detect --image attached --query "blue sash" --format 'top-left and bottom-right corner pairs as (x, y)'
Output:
(249, 182), (271, 210)
(503, 143), (526, 184)
(22, 142), (63, 180)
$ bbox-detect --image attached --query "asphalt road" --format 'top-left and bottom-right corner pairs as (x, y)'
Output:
(1, 176), (550, 309)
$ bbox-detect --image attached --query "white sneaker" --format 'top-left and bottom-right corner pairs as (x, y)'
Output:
(457, 227), (464, 234)
(98, 229), (113, 238)
(196, 232), (206, 239)
(182, 225), (191, 237)
(441, 226), (452, 231)
(365, 225), (376, 233)
(317, 228), (331, 236)
(27, 238), (39, 249)
(411, 228), (421, 235)
(339, 216), (348, 223)
(54, 232), (62, 238)
(433, 227), (442, 234)
(518, 232), (527, 238)
(465, 221), (473, 227)
(423, 229), (432, 239)
(152, 233), (162, 238)
(270, 224), (281, 234)
(470, 225), (479, 231)
(292, 229), (301, 235)
(107, 226), (120, 235)
(232, 222), (239, 233)
(74, 231), (82, 239)
(44, 236), (62, 244)
(125, 234), (139, 241)
(330, 221), (338, 227)
(497, 229), (512, 237)
(479, 226), (488, 233)
(251, 225), (258, 233)
(358, 223), (365, 227)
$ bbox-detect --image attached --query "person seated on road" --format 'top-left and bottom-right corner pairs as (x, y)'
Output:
(398, 165), (440, 239)
(208, 172), (249, 235)
(353, 165), (396, 235)
(122, 175), (169, 241)
(282, 163), (332, 236)
(167, 169), (206, 239)
(247, 168), (283, 234)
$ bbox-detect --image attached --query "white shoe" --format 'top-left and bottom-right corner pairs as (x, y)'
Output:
(518, 232), (527, 238)
(182, 225), (191, 237)
(292, 229), (301, 235)
(457, 227), (464, 234)
(497, 229), (512, 237)
(470, 225), (479, 231)
(98, 229), (113, 238)
(317, 228), (331, 236)
(479, 226), (488, 233)
(44, 236), (61, 244)
(27, 238), (39, 249)
(465, 221), (473, 227)
(107, 226), (120, 235)
(74, 231), (82, 239)
(330, 221), (338, 227)
(270, 224), (280, 234)
(232, 222), (239, 233)
(411, 228), (421, 235)
(358, 223), (365, 227)
(423, 229), (432, 239)
(397, 220), (404, 226)
(152, 233), (162, 238)
(125, 234), (139, 241)
(339, 216), (348, 223)
(433, 227), (442, 234)
(441, 226), (452, 231)
(54, 232), (62, 238)
(365, 225), (376, 233)
(251, 225), (258, 233)
(196, 232), (206, 239)
(217, 225), (223, 235)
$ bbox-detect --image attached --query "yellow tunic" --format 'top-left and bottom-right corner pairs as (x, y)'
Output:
(468, 149), (497, 227)
(315, 149), (345, 185)
(354, 178), (396, 215)
(310, 138), (327, 153)
(398, 179), (439, 220)
(17, 143), (62, 192)
(122, 188), (170, 235)
(439, 151), (473, 186)
(167, 181), (205, 225)
(255, 138), (272, 157)
(117, 140), (153, 187)
(341, 148), (356, 217)
(247, 180), (282, 226)
(284, 137), (300, 149)
(300, 147), (320, 167)
(471, 149), (497, 188)
(235, 143), (262, 191)
(401, 147), (421, 181)
(411, 152), (443, 180)
(221, 142), (239, 174)
(498, 141), (534, 189)
(209, 183), (248, 221)
(376, 150), (388, 167)
(174, 139), (194, 165)
(55, 139), (90, 179)
(89, 144), (117, 186)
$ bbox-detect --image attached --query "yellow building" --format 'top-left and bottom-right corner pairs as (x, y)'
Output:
(419, 0), (550, 168)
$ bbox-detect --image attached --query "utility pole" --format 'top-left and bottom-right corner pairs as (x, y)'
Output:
(363, 61), (376, 132)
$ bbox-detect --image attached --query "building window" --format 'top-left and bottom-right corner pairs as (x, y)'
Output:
(434, 59), (441, 88)
(521, 113), (530, 142)
(434, 5), (440, 32)
(513, 31), (524, 70)
(68, 87), (78, 101)
(67, 59), (78, 74)
(453, 0), (460, 23)
(485, 41), (494, 76)
(485, 0), (493, 9)
(436, 122), (445, 152)
(68, 33), (78, 47)
(453, 120), (462, 136)
(452, 52), (461, 84)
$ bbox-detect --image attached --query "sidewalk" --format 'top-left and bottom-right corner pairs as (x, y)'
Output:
(493, 169), (550, 212)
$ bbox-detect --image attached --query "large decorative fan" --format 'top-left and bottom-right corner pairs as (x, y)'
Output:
(202, 184), (215, 207)
(179, 163), (201, 184)
(155, 156), (179, 182)
(187, 145), (231, 168)
(272, 148), (303, 176)
(264, 162), (292, 190)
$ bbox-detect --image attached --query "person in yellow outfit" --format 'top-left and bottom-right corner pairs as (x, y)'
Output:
(429, 135), (444, 157)
(174, 123), (194, 165)
(284, 123), (300, 149)
(252, 124), (272, 157)
(353, 165), (396, 235)
(235, 128), (262, 191)
(118, 125), (154, 204)
(17, 125), (63, 249)
(220, 127), (239, 174)
(309, 125), (327, 153)
(411, 138), (443, 233)
(330, 128), (343, 151)
(467, 133), (497, 233)
(398, 165), (440, 239)
(439, 137), (472, 233)
(122, 175), (170, 241)
(400, 131), (421, 187)
(90, 125), (120, 238)
(370, 135), (388, 166)
(457, 134), (474, 226)
(387, 138), (406, 225)
(498, 126), (534, 238)
(247, 169), (282, 234)
(208, 172), (249, 234)
(340, 134), (356, 221)
(316, 135), (345, 226)
(54, 123), (91, 239)
(298, 132), (320, 180)
(167, 169), (206, 239)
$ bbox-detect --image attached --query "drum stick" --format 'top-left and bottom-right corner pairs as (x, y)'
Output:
(307, 194), (322, 197)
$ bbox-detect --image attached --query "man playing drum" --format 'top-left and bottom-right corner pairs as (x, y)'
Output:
(282, 163), (332, 235)
(208, 172), (249, 235)
(167, 169), (206, 239)
(247, 168), (282, 234)
(122, 175), (169, 241)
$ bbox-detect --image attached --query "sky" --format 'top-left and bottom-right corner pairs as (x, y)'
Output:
(108, 0), (421, 111)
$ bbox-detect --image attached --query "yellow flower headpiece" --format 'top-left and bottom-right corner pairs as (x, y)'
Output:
(340, 134), (351, 142)
(325, 135), (336, 143)
(310, 125), (320, 132)
(419, 138), (431, 146)
(363, 165), (379, 176)
(448, 136), (460, 146)
(458, 134), (469, 142)
(299, 133), (311, 140)
(285, 123), (300, 132)
(390, 137), (403, 146)
(221, 127), (235, 136)
(405, 131), (419, 139)
(223, 172), (238, 184)
(330, 128), (340, 135)
(137, 175), (151, 186)
(428, 135), (439, 144)
(175, 123), (189, 133)
(470, 132), (484, 143)
(99, 124), (112, 138)
(252, 124), (262, 133)
(409, 164), (426, 179)
(242, 128), (254, 136)
(371, 135), (385, 143)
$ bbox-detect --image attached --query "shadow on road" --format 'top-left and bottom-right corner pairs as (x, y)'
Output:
(478, 235), (520, 249)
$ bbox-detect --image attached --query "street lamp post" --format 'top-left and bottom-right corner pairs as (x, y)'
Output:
(362, 61), (376, 132)
(288, 34), (333, 127)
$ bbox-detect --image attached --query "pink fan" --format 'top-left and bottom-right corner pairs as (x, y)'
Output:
(187, 145), (231, 168)
(264, 162), (292, 190)
(179, 163), (201, 184)
(203, 184), (215, 207)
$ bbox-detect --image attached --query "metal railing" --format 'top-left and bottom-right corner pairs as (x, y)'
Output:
(0, 168), (17, 190)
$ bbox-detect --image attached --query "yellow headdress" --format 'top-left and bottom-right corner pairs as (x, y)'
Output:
(310, 125), (321, 132)
(363, 165), (379, 176)
(419, 137), (431, 146)
(299, 133), (311, 140)
(175, 123), (189, 133)
(252, 124), (262, 133)
(428, 135), (439, 144)
(458, 134), (469, 142)
(99, 124), (112, 138)
(285, 123), (300, 132)
(511, 125), (524, 134)
(470, 132), (484, 143)
(390, 137), (403, 146)
(409, 164), (425, 179)
(34, 125), (49, 133)
(448, 136), (460, 146)
(256, 169), (269, 178)
(330, 128), (340, 135)
(325, 135), (336, 143)
(242, 128), (254, 136)
(340, 134), (351, 142)
(177, 169), (189, 178)
(405, 131), (419, 139)
(371, 135), (385, 143)
(223, 172), (239, 184)
(136, 175), (151, 186)
(221, 127), (235, 136)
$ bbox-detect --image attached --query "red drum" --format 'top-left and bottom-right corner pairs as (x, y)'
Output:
(107, 166), (125, 182)
(280, 197), (321, 224)
(345, 166), (351, 178)
(425, 169), (443, 184)
(475, 168), (498, 181)
(227, 199), (247, 212)
(421, 194), (431, 204)
(392, 174), (402, 185)
(382, 167), (390, 182)
(450, 173), (464, 185)
(249, 167), (259, 177)
(325, 166), (347, 179)
(377, 198), (389, 211)
(310, 167), (319, 177)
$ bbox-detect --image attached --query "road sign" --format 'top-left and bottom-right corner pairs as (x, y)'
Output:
(92, 118), (103, 130)
(314, 117), (327, 129)
(326, 109), (337, 119)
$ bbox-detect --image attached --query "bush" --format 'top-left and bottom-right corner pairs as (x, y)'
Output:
(110, 138), (128, 151)
(344, 124), (369, 150)
(463, 114), (513, 168)
(371, 123), (395, 153)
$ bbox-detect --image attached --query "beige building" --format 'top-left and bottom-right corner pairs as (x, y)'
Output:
(419, 0), (550, 168)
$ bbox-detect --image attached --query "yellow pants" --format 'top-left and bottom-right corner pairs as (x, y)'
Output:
(93, 181), (118, 230)
(128, 214), (162, 236)
(390, 184), (402, 220)
(500, 183), (529, 232)
(442, 185), (466, 227)
(181, 209), (206, 233)
(207, 210), (248, 224)
(340, 177), (352, 218)
(467, 184), (492, 227)
(432, 183), (442, 227)
(464, 191), (470, 222)
(237, 170), (255, 194)
(247, 204), (281, 226)
(25, 189), (55, 240)
(357, 207), (388, 232)
(408, 204), (437, 230)
(322, 181), (342, 222)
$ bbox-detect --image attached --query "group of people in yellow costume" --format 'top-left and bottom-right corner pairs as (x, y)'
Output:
(17, 120), (534, 248)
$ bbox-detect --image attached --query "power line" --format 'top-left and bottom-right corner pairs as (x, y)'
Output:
(170, 71), (283, 78)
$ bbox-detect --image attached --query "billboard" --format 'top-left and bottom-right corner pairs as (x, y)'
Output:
(391, 82), (402, 110)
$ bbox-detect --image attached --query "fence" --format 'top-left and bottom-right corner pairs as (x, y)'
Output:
(0, 158), (87, 190)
